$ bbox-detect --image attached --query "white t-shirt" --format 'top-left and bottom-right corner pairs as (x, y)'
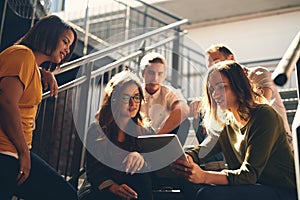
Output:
(141, 84), (186, 132)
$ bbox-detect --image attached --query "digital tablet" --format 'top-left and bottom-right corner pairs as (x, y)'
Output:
(137, 134), (188, 178)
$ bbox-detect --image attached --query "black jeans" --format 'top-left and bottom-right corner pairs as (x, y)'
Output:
(180, 179), (297, 200)
(0, 152), (77, 200)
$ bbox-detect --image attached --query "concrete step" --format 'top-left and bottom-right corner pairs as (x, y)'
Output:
(287, 109), (297, 126)
(282, 98), (299, 110)
(279, 88), (298, 99)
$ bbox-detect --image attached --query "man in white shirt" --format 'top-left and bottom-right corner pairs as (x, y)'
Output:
(139, 52), (190, 145)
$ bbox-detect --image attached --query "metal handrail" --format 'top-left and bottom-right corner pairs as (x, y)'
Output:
(90, 31), (187, 78)
(57, 18), (189, 74)
(272, 30), (300, 86)
(272, 30), (300, 200)
(42, 29), (188, 100)
(42, 76), (86, 99)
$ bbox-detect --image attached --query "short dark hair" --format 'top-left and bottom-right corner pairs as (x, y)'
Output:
(16, 15), (77, 65)
(206, 44), (234, 57)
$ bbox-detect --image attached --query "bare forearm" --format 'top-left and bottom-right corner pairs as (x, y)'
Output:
(39, 68), (58, 98)
(172, 155), (229, 185)
(157, 109), (185, 134)
(157, 103), (189, 134)
(201, 170), (229, 185)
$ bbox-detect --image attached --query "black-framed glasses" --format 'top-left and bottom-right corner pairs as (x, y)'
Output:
(121, 94), (141, 103)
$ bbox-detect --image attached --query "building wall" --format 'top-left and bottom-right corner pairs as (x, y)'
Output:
(185, 10), (300, 89)
(186, 11), (300, 64)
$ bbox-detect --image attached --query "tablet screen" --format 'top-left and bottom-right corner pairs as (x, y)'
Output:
(137, 134), (188, 177)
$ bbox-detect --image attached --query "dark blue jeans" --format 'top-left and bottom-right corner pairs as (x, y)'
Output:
(0, 152), (77, 200)
(180, 179), (297, 200)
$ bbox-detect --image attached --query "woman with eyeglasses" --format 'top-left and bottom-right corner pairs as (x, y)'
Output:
(78, 70), (154, 200)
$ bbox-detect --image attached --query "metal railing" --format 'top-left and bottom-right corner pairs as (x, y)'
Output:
(55, 0), (186, 56)
(272, 30), (300, 200)
(31, 18), (209, 186)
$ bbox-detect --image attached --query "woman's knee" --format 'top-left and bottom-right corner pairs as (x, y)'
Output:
(196, 185), (215, 199)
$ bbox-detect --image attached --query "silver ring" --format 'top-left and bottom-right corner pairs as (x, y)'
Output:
(19, 170), (25, 175)
(184, 168), (187, 172)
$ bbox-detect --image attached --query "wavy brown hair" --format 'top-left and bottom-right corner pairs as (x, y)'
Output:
(96, 70), (147, 143)
(203, 60), (265, 129)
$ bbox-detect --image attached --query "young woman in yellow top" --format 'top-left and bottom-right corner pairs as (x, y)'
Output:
(0, 15), (78, 199)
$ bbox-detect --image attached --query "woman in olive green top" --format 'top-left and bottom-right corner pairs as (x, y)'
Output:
(171, 60), (296, 200)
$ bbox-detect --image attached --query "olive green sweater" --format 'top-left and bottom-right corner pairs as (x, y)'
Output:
(187, 104), (296, 189)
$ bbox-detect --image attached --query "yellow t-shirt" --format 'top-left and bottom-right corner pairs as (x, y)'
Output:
(0, 45), (42, 154)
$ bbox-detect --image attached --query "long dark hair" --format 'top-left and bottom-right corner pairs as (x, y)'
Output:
(96, 70), (147, 143)
(16, 15), (77, 67)
(203, 60), (264, 129)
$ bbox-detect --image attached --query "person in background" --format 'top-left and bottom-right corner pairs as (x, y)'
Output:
(190, 44), (293, 150)
(172, 60), (296, 200)
(78, 70), (154, 200)
(139, 52), (190, 145)
(0, 15), (78, 199)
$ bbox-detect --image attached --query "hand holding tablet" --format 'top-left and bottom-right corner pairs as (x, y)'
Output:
(137, 134), (189, 177)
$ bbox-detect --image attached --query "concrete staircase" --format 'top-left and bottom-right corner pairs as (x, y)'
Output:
(279, 88), (299, 126)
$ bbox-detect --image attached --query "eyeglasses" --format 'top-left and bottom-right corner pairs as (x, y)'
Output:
(121, 94), (141, 103)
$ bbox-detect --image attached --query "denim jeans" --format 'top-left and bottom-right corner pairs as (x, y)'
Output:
(195, 184), (297, 200)
(0, 152), (77, 200)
